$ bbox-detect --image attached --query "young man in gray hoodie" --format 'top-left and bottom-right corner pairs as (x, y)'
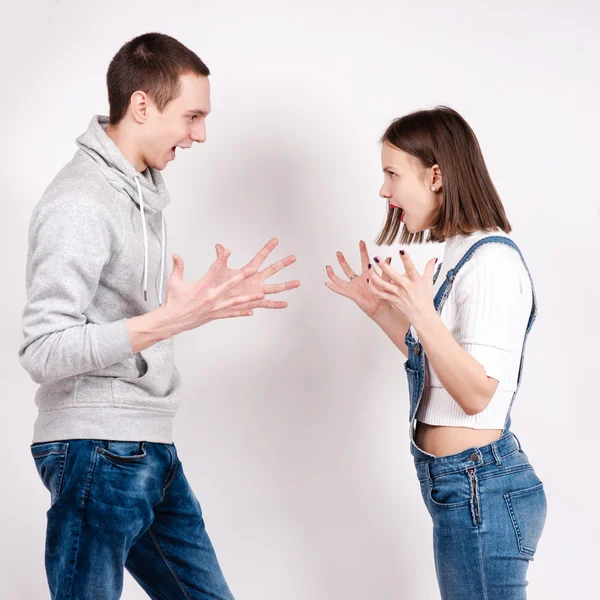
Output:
(19, 32), (299, 600)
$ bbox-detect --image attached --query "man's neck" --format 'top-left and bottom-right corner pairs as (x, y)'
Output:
(105, 122), (147, 173)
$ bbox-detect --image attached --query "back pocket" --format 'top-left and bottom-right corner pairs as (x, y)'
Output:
(504, 482), (547, 557)
(31, 442), (69, 506)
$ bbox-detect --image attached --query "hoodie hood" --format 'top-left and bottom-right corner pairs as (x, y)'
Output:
(76, 115), (168, 304)
(76, 115), (171, 214)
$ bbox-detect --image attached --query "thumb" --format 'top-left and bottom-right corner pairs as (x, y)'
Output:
(424, 257), (438, 281)
(215, 244), (231, 263)
(171, 254), (185, 281)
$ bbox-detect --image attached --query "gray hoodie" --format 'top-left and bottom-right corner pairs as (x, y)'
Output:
(19, 115), (181, 444)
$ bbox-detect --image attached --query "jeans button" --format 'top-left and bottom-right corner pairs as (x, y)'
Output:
(469, 452), (478, 462)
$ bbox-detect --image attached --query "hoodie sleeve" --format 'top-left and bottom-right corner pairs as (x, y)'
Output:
(18, 193), (134, 385)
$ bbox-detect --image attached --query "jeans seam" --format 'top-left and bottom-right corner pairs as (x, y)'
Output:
(476, 523), (489, 600)
(477, 464), (533, 482)
(164, 465), (177, 492)
(147, 526), (192, 600)
(64, 444), (99, 598)
(64, 505), (87, 598)
(162, 446), (178, 493)
(56, 444), (69, 500)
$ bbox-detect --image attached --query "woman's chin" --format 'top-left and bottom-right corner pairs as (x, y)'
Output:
(403, 222), (426, 235)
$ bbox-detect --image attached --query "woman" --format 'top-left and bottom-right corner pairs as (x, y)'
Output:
(325, 106), (546, 599)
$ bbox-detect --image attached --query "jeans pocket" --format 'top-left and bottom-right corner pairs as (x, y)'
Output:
(429, 471), (472, 509)
(31, 442), (69, 506)
(504, 482), (547, 557)
(97, 440), (147, 465)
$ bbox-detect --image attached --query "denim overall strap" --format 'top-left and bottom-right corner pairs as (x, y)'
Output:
(403, 261), (443, 429)
(406, 236), (538, 454)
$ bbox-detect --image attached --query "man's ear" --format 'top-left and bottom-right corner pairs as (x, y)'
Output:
(130, 91), (149, 124)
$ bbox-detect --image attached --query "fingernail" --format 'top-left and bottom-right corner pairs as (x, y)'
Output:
(400, 250), (405, 256)
(367, 278), (370, 283)
(386, 257), (392, 264)
(374, 257), (380, 263)
(435, 257), (438, 263)
(368, 263), (372, 269)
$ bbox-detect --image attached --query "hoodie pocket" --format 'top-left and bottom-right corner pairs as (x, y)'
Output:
(110, 340), (180, 413)
(74, 354), (149, 406)
(111, 352), (149, 381)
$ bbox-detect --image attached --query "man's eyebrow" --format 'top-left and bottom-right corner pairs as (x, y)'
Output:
(186, 109), (210, 116)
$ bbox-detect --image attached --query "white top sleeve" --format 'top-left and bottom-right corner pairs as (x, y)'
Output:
(453, 244), (530, 382)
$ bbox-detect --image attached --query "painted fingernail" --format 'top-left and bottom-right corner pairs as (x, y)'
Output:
(367, 278), (370, 283)
(386, 257), (392, 264)
(400, 250), (405, 256)
(368, 263), (372, 269)
(374, 257), (380, 263)
(435, 257), (438, 263)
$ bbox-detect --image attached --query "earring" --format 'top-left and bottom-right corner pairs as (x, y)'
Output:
(430, 186), (436, 191)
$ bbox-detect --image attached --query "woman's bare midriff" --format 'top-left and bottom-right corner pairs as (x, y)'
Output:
(415, 421), (503, 458)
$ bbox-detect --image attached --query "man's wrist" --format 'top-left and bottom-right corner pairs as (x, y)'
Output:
(127, 306), (178, 354)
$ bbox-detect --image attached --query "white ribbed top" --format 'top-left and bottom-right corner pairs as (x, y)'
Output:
(414, 230), (533, 429)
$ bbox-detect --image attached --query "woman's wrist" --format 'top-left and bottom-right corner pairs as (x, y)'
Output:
(372, 302), (397, 326)
(411, 305), (439, 334)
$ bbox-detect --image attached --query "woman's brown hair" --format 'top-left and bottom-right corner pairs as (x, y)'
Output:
(376, 106), (511, 245)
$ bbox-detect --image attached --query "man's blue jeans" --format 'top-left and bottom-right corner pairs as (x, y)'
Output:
(31, 439), (234, 600)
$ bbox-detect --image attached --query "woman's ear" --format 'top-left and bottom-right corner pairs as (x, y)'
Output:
(429, 164), (443, 192)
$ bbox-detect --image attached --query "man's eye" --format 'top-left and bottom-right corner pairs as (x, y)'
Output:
(189, 115), (197, 121)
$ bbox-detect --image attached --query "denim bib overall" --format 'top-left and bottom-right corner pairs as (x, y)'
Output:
(403, 236), (547, 599)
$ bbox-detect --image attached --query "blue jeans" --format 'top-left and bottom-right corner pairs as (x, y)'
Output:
(413, 432), (547, 599)
(31, 439), (234, 600)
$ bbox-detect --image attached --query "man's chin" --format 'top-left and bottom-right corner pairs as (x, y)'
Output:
(146, 160), (168, 171)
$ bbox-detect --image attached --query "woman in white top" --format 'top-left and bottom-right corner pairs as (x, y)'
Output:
(325, 106), (546, 599)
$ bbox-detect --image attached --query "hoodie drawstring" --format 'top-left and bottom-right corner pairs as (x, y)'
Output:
(134, 176), (166, 305)
(158, 212), (166, 305)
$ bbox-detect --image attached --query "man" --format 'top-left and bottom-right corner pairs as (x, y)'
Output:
(19, 32), (299, 600)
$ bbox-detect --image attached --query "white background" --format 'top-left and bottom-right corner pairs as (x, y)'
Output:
(1, 1), (598, 598)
